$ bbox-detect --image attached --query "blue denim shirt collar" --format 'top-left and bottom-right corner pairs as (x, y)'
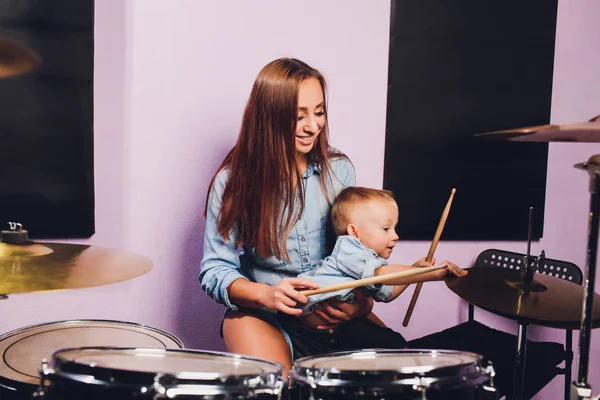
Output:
(304, 159), (320, 178)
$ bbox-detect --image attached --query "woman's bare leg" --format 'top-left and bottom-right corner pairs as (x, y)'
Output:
(223, 310), (293, 377)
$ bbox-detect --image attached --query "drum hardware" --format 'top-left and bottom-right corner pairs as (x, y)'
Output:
(512, 209), (535, 400)
(0, 34), (40, 79)
(1, 222), (29, 244)
(472, 117), (600, 400)
(505, 208), (547, 293)
(0, 222), (153, 296)
(571, 155), (600, 400)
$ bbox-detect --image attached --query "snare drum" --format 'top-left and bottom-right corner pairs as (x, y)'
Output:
(0, 319), (183, 399)
(289, 349), (498, 399)
(40, 347), (284, 399)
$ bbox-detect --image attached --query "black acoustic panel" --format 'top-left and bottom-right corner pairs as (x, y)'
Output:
(384, 0), (556, 241)
(0, 0), (94, 238)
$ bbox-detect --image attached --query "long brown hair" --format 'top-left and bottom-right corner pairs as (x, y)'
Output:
(204, 58), (346, 260)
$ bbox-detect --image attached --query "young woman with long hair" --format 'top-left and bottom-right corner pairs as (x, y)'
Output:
(200, 58), (375, 373)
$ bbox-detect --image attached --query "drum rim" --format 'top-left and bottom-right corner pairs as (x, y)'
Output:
(47, 347), (284, 395)
(0, 319), (184, 349)
(290, 348), (489, 390)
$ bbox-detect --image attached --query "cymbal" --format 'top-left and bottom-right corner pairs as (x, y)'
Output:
(0, 241), (153, 295)
(474, 115), (600, 143)
(574, 154), (600, 175)
(446, 267), (600, 329)
(0, 35), (40, 78)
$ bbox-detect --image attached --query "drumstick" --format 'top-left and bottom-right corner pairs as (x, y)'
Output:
(402, 188), (456, 327)
(299, 265), (445, 297)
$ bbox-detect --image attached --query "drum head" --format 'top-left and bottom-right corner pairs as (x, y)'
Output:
(0, 320), (183, 388)
(53, 347), (280, 376)
(297, 349), (480, 374)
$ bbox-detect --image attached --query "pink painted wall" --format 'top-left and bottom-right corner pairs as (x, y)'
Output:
(2, 1), (598, 398)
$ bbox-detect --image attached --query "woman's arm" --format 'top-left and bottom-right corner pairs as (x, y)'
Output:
(199, 170), (248, 310)
(200, 169), (318, 314)
(227, 277), (318, 315)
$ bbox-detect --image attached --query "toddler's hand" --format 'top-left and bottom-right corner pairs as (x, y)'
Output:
(411, 257), (435, 268)
(434, 260), (468, 280)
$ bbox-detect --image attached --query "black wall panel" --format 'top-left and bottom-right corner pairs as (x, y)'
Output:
(384, 0), (557, 240)
(0, 1), (94, 238)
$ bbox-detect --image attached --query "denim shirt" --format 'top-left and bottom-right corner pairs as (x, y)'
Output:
(297, 235), (393, 314)
(199, 156), (355, 311)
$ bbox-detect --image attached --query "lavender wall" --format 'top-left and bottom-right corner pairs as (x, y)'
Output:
(2, 1), (598, 398)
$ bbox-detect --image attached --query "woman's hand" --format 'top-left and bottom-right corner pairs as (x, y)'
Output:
(257, 277), (318, 316)
(311, 288), (374, 328)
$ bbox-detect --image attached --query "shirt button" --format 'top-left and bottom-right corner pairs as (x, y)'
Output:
(329, 329), (334, 334)
(302, 257), (308, 263)
(330, 339), (335, 344)
(300, 236), (306, 242)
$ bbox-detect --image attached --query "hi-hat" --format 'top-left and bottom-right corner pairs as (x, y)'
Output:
(0, 35), (40, 78)
(474, 115), (600, 143)
(446, 267), (600, 329)
(0, 225), (152, 295)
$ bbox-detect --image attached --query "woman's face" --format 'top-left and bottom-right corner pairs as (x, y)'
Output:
(295, 77), (325, 161)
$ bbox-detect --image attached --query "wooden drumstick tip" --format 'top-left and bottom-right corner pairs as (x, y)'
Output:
(451, 188), (456, 194)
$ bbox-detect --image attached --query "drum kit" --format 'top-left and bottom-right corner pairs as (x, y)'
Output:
(1, 35), (599, 399)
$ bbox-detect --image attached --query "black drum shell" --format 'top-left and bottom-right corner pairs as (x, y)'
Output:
(288, 349), (498, 400)
(41, 347), (284, 400)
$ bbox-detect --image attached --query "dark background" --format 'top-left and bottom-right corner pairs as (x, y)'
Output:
(0, 0), (95, 238)
(384, 0), (557, 241)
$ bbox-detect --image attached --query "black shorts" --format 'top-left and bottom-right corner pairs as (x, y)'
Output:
(277, 314), (408, 360)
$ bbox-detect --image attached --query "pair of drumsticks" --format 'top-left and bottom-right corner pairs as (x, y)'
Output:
(300, 188), (456, 327)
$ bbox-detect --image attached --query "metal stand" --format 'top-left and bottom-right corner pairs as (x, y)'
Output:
(511, 208), (539, 400)
(513, 322), (529, 400)
(571, 155), (600, 400)
(566, 329), (574, 399)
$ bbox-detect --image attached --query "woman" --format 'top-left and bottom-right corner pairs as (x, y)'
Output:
(200, 58), (375, 373)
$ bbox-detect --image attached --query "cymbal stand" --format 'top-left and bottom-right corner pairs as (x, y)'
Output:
(572, 155), (600, 400)
(522, 207), (535, 285)
(512, 207), (534, 400)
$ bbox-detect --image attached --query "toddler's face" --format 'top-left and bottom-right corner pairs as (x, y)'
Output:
(352, 200), (399, 259)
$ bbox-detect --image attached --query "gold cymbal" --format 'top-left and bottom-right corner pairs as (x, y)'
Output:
(474, 115), (600, 143)
(0, 241), (153, 295)
(0, 35), (40, 78)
